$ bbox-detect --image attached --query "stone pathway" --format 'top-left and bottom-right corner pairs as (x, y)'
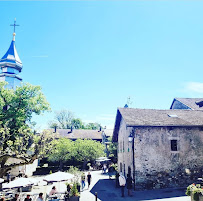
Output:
(80, 170), (190, 201)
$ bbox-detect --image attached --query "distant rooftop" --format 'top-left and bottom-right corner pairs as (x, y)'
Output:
(49, 128), (113, 140)
(170, 98), (203, 110)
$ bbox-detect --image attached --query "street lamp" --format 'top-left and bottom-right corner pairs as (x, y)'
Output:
(128, 130), (135, 191)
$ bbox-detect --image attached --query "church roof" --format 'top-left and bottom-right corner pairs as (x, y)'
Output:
(170, 98), (203, 110)
(0, 33), (22, 71)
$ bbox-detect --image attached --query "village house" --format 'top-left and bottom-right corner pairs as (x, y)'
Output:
(50, 128), (113, 143)
(113, 107), (203, 190)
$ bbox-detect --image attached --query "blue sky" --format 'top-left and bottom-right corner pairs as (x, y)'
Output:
(1, 1), (203, 130)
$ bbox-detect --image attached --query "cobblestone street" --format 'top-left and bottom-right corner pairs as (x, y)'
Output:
(80, 171), (190, 201)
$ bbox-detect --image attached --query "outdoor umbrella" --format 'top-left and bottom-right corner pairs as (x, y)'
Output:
(96, 157), (111, 162)
(43, 171), (74, 182)
(0, 178), (4, 183)
(2, 177), (34, 189)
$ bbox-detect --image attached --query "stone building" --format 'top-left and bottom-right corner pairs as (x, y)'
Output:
(113, 107), (203, 190)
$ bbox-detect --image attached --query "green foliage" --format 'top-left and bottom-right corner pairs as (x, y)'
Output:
(186, 185), (192, 196)
(68, 166), (80, 175)
(70, 183), (79, 197)
(71, 118), (84, 129)
(47, 138), (105, 169)
(0, 82), (51, 176)
(186, 184), (203, 201)
(85, 122), (102, 130)
(72, 139), (105, 163)
(108, 137), (118, 161)
(47, 138), (73, 162)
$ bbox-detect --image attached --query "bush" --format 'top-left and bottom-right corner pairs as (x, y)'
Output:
(70, 183), (79, 197)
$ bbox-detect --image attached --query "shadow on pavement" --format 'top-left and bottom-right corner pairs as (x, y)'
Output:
(90, 178), (187, 201)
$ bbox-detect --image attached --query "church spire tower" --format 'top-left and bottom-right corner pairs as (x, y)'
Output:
(0, 19), (23, 89)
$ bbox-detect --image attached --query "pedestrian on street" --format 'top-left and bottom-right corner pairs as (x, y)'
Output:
(119, 172), (126, 197)
(24, 194), (32, 201)
(81, 172), (86, 191)
(7, 172), (10, 182)
(36, 193), (43, 201)
(126, 174), (133, 196)
(87, 172), (92, 189)
(11, 194), (19, 201)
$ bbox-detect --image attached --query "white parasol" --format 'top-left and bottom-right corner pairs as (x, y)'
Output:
(43, 171), (74, 182)
(0, 178), (4, 183)
(96, 157), (111, 162)
(2, 177), (34, 189)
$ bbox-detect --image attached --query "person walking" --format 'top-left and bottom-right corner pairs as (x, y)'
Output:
(87, 172), (92, 189)
(126, 174), (133, 196)
(12, 194), (19, 201)
(119, 172), (126, 197)
(36, 193), (43, 201)
(81, 172), (86, 191)
(24, 194), (32, 201)
(7, 172), (10, 182)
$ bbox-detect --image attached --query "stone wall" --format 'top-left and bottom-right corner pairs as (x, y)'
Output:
(118, 121), (203, 190)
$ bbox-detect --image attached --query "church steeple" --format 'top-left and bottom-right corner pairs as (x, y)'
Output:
(0, 19), (23, 89)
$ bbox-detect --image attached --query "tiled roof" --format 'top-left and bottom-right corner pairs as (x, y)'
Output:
(50, 129), (104, 140)
(118, 108), (203, 127)
(172, 98), (203, 110)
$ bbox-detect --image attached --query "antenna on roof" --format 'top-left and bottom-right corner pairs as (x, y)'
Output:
(124, 96), (133, 108)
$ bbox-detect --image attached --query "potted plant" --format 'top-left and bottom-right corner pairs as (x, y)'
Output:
(186, 184), (203, 201)
(70, 183), (80, 201)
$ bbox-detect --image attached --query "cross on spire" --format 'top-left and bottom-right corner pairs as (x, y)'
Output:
(10, 18), (19, 33)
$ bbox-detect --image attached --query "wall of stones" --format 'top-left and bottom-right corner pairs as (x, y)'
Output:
(134, 126), (203, 189)
(118, 121), (203, 190)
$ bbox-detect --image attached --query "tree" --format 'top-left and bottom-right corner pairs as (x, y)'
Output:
(48, 110), (102, 130)
(85, 122), (102, 130)
(47, 138), (105, 170)
(71, 118), (84, 129)
(108, 137), (118, 162)
(51, 109), (74, 129)
(72, 139), (105, 169)
(47, 138), (73, 170)
(0, 82), (52, 177)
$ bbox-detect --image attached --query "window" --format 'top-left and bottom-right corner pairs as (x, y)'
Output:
(171, 140), (178, 151)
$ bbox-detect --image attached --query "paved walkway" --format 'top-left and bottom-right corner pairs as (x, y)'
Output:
(80, 170), (190, 201)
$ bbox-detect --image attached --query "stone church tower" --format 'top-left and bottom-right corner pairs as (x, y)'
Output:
(0, 20), (23, 89)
